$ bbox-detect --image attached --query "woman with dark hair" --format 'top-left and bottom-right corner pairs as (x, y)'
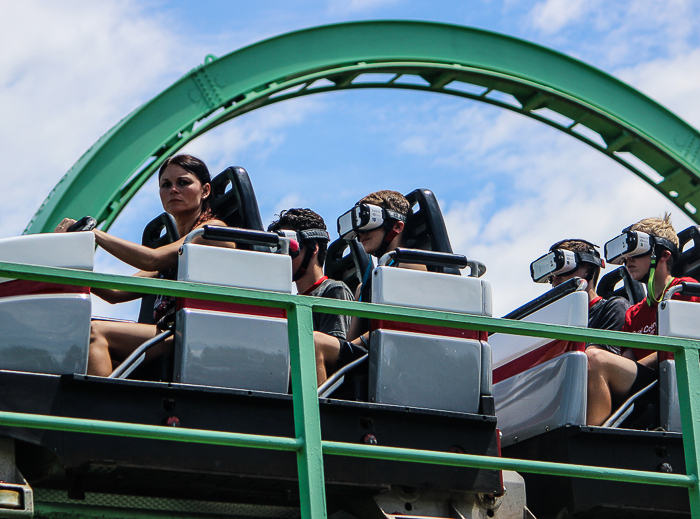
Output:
(55, 154), (235, 376)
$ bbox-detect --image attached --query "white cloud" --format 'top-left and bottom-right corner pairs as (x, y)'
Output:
(442, 130), (694, 316)
(327, 0), (402, 15)
(371, 95), (696, 315)
(0, 0), (204, 238)
(179, 97), (328, 172)
(530, 0), (594, 34)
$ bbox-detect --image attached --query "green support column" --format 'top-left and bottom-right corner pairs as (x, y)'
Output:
(287, 302), (327, 519)
(675, 346), (700, 516)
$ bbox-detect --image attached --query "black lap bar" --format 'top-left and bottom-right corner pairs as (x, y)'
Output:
(503, 277), (585, 321)
(202, 225), (281, 248)
(680, 282), (700, 298)
(391, 247), (468, 269)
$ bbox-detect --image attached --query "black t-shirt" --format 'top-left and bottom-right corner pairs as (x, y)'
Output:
(308, 278), (354, 339)
(587, 296), (629, 355)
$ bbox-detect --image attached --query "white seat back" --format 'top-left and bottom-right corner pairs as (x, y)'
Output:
(174, 244), (292, 392)
(368, 266), (492, 414)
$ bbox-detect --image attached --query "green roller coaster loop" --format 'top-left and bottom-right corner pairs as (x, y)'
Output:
(24, 20), (700, 234)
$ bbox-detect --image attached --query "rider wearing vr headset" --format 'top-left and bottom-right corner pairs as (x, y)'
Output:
(531, 239), (629, 355)
(268, 209), (354, 373)
(313, 190), (425, 385)
(586, 214), (700, 426)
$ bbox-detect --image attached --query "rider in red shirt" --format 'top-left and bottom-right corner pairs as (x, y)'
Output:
(587, 214), (699, 426)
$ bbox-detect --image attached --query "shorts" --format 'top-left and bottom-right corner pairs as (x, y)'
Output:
(629, 362), (659, 396)
(337, 340), (368, 368)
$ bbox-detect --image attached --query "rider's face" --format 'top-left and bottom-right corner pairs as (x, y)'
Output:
(159, 165), (210, 217)
(357, 227), (385, 256)
(551, 264), (589, 288)
(624, 253), (652, 282)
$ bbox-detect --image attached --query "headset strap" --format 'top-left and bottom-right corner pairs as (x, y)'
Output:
(576, 251), (603, 268)
(384, 209), (407, 223)
(298, 228), (330, 242)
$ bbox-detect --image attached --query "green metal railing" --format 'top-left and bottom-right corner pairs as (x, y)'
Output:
(1, 259), (700, 518)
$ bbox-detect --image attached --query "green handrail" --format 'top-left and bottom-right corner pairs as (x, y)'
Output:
(1, 260), (700, 519)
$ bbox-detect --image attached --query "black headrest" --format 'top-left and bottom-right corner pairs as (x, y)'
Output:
(597, 266), (645, 305)
(404, 189), (459, 275)
(210, 166), (264, 231)
(672, 225), (700, 279)
(325, 238), (370, 294)
(141, 212), (179, 249)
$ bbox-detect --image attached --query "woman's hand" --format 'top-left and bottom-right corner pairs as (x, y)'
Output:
(54, 218), (77, 233)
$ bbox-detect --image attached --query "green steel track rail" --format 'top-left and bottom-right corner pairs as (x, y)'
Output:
(2, 260), (700, 519)
(25, 21), (700, 234)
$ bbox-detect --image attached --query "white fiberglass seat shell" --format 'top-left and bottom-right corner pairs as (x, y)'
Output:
(0, 232), (94, 375)
(174, 243), (293, 393)
(491, 291), (588, 446)
(368, 266), (492, 414)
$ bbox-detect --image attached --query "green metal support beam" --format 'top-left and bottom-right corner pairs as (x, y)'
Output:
(25, 21), (700, 234)
(287, 303), (328, 518)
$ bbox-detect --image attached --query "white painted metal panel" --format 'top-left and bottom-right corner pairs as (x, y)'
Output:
(371, 266), (492, 316)
(658, 299), (700, 339)
(494, 351), (588, 446)
(0, 293), (90, 374)
(0, 232), (94, 283)
(490, 291), (588, 368)
(174, 309), (290, 393)
(369, 329), (482, 413)
(178, 244), (292, 293)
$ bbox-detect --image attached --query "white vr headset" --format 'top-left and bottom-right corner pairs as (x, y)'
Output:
(604, 229), (677, 265)
(530, 240), (603, 283)
(337, 203), (407, 240)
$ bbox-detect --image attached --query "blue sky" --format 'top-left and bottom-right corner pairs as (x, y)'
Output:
(2, 0), (700, 318)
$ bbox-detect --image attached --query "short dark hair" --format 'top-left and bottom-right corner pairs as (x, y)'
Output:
(552, 239), (601, 286)
(268, 208), (328, 266)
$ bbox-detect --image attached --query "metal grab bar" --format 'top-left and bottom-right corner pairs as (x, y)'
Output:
(109, 330), (173, 379)
(318, 353), (369, 398)
(603, 380), (658, 428)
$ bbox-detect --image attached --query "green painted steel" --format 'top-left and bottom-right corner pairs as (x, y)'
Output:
(675, 346), (700, 515)
(287, 303), (328, 518)
(0, 410), (301, 451)
(3, 259), (700, 517)
(25, 21), (700, 234)
(321, 442), (696, 488)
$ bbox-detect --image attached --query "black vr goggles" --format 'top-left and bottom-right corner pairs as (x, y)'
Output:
(275, 229), (329, 258)
(337, 203), (407, 240)
(530, 239), (603, 283)
(604, 227), (678, 265)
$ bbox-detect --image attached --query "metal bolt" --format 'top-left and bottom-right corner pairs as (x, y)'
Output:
(363, 434), (378, 445)
(659, 462), (673, 473)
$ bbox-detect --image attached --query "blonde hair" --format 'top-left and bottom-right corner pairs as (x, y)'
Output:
(628, 213), (679, 248)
